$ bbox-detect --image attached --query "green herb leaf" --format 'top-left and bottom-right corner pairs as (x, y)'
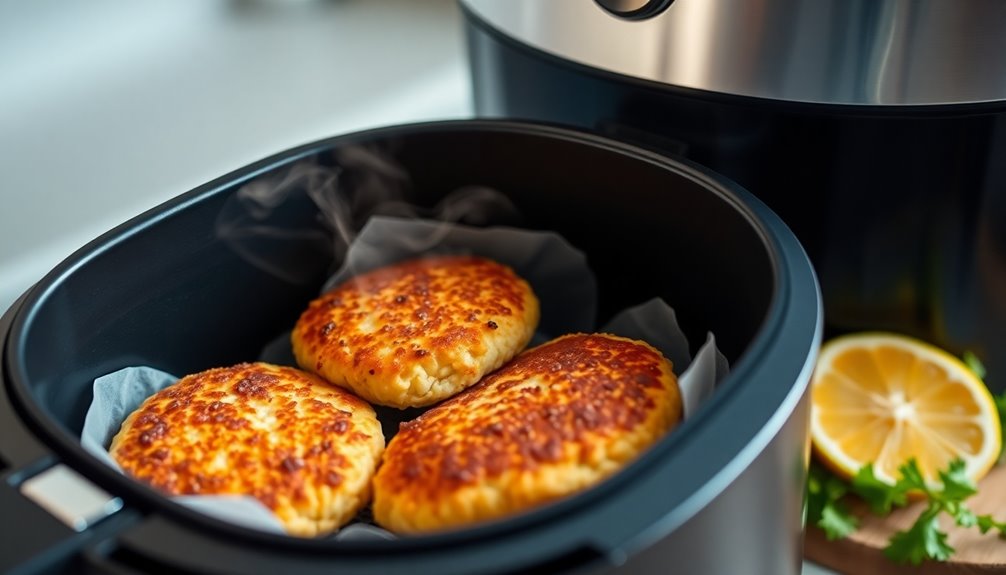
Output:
(977, 515), (997, 534)
(807, 463), (859, 540)
(806, 463), (831, 520)
(819, 502), (858, 540)
(894, 459), (929, 494)
(885, 507), (954, 565)
(976, 514), (1006, 536)
(998, 391), (1006, 430)
(936, 459), (978, 502)
(953, 506), (977, 528)
(963, 351), (987, 380)
(850, 463), (907, 514)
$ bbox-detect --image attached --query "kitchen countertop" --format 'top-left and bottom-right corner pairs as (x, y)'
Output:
(0, 1), (834, 573)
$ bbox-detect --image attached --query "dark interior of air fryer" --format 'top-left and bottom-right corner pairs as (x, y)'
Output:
(14, 127), (776, 541)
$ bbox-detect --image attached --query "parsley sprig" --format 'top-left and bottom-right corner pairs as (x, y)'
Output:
(806, 464), (858, 540)
(808, 459), (1006, 564)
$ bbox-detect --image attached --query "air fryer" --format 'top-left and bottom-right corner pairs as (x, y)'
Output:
(0, 121), (820, 574)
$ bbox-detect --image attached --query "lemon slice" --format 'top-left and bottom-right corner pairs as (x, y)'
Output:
(811, 332), (1001, 486)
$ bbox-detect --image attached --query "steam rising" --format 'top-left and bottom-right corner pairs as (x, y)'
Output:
(216, 144), (521, 284)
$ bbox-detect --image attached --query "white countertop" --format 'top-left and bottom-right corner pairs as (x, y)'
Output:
(0, 2), (836, 573)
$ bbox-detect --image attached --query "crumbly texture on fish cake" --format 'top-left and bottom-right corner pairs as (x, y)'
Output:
(110, 362), (385, 537)
(372, 333), (682, 534)
(292, 255), (540, 408)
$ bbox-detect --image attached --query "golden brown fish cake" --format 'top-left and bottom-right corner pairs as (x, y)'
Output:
(110, 362), (384, 537)
(291, 255), (540, 408)
(372, 333), (682, 534)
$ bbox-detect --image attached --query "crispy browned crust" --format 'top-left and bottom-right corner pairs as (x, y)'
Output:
(291, 255), (540, 408)
(372, 333), (682, 533)
(110, 362), (384, 536)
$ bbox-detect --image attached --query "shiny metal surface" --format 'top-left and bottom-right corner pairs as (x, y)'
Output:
(461, 0), (1006, 106)
(619, 394), (811, 575)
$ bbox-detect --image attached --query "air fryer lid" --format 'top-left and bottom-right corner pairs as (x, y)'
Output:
(461, 0), (1006, 106)
(0, 121), (819, 574)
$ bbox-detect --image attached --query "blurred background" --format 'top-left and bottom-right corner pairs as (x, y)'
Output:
(0, 0), (470, 310)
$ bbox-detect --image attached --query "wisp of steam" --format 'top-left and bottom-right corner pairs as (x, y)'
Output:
(216, 143), (522, 284)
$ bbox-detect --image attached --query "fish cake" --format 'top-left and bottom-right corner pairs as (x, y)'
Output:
(110, 362), (384, 537)
(292, 255), (540, 408)
(372, 333), (682, 534)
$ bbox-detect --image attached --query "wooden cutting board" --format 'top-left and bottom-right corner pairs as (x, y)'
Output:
(805, 463), (1006, 574)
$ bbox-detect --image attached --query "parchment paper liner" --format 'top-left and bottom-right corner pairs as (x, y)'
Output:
(82, 217), (728, 538)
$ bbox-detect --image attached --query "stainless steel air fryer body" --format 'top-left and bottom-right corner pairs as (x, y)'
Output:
(462, 0), (1006, 391)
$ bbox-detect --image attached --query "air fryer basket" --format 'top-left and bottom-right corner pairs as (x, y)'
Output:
(0, 121), (820, 574)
